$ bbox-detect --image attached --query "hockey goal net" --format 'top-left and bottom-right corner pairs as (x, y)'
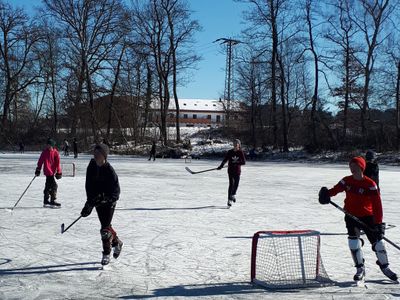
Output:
(251, 230), (332, 289)
(61, 163), (76, 177)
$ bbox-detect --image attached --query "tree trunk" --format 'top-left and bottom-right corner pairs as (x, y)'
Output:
(396, 61), (400, 150)
(270, 0), (278, 149)
(106, 46), (125, 141)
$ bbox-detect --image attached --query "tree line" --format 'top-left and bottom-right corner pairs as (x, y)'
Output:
(1, 0), (400, 153)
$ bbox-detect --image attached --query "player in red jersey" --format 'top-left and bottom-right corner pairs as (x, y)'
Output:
(320, 157), (397, 282)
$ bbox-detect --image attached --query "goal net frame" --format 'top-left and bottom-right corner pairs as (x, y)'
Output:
(61, 162), (76, 177)
(251, 230), (332, 289)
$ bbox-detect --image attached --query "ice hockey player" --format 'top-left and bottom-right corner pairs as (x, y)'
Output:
(63, 139), (70, 156)
(217, 139), (246, 207)
(80, 143), (123, 266)
(364, 150), (379, 188)
(73, 138), (78, 158)
(148, 141), (156, 161)
(319, 156), (397, 283)
(35, 138), (62, 207)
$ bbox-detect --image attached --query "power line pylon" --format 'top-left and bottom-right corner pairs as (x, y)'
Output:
(214, 38), (241, 125)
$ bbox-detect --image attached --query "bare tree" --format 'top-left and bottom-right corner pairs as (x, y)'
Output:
(43, 0), (129, 141)
(324, 0), (362, 145)
(352, 0), (392, 136)
(0, 1), (41, 132)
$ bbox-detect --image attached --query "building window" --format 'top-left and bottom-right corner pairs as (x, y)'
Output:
(207, 115), (211, 119)
(183, 114), (188, 119)
(216, 115), (221, 123)
(193, 114), (197, 119)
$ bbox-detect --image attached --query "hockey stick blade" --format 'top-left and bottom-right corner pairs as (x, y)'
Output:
(61, 223), (65, 234)
(185, 167), (195, 174)
(185, 167), (220, 174)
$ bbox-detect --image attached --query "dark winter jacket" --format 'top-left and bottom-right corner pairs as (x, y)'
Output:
(220, 149), (246, 175)
(85, 159), (120, 206)
(364, 161), (379, 187)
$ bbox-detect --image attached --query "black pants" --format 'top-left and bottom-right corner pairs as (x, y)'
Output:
(345, 215), (379, 245)
(228, 173), (240, 199)
(149, 152), (156, 161)
(96, 203), (119, 254)
(44, 176), (58, 202)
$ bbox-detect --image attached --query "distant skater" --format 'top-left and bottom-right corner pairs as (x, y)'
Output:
(73, 138), (78, 158)
(80, 143), (123, 266)
(217, 139), (246, 207)
(364, 150), (379, 188)
(19, 141), (25, 153)
(148, 141), (156, 161)
(35, 138), (62, 207)
(63, 139), (70, 156)
(319, 157), (397, 283)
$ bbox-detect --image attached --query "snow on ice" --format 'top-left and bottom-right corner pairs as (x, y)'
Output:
(0, 153), (399, 299)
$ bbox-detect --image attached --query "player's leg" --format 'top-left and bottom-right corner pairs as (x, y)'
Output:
(363, 217), (398, 281)
(43, 176), (51, 206)
(49, 176), (60, 206)
(231, 174), (240, 202)
(345, 216), (365, 281)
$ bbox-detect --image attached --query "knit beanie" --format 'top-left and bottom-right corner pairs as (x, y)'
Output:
(350, 156), (366, 172)
(94, 143), (109, 160)
(47, 138), (56, 147)
(234, 139), (241, 147)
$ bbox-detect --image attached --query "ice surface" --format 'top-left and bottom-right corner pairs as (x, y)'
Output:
(0, 153), (399, 299)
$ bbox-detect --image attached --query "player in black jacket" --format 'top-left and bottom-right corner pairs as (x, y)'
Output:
(218, 139), (246, 207)
(80, 143), (123, 265)
(364, 150), (379, 188)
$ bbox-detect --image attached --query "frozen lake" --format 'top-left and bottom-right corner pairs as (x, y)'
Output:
(0, 153), (399, 299)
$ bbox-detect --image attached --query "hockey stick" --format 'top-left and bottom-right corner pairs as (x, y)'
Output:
(61, 216), (82, 234)
(328, 200), (400, 252)
(11, 176), (36, 211)
(185, 166), (220, 174)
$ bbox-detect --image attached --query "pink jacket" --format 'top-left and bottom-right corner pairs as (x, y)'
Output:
(37, 148), (62, 176)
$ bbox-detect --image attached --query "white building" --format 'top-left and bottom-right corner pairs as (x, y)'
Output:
(150, 98), (241, 128)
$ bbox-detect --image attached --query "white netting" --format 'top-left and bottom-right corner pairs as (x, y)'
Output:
(61, 163), (75, 177)
(251, 230), (333, 289)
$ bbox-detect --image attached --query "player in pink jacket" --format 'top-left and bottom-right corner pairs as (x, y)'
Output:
(35, 138), (62, 207)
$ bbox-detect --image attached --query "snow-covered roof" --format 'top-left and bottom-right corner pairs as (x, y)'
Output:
(151, 98), (241, 112)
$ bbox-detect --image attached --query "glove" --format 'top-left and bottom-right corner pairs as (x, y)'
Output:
(35, 167), (41, 176)
(318, 187), (330, 204)
(374, 223), (386, 240)
(81, 202), (94, 217)
(55, 173), (62, 180)
(217, 164), (223, 170)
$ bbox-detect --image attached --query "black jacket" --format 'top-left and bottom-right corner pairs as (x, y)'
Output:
(85, 159), (120, 205)
(364, 161), (379, 187)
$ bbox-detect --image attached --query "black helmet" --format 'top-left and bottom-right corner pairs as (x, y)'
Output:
(365, 150), (375, 161)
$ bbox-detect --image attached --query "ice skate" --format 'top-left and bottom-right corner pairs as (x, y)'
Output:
(353, 266), (365, 282)
(380, 265), (398, 282)
(50, 200), (61, 208)
(101, 253), (110, 266)
(231, 195), (236, 203)
(113, 240), (123, 259)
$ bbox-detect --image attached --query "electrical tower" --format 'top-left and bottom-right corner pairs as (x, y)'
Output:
(214, 38), (241, 124)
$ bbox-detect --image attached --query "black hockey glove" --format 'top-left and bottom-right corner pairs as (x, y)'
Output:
(35, 167), (41, 176)
(55, 173), (62, 180)
(81, 202), (94, 217)
(217, 164), (223, 170)
(318, 187), (330, 205)
(374, 223), (386, 240)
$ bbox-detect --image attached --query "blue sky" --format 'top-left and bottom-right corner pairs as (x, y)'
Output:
(11, 0), (249, 100)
